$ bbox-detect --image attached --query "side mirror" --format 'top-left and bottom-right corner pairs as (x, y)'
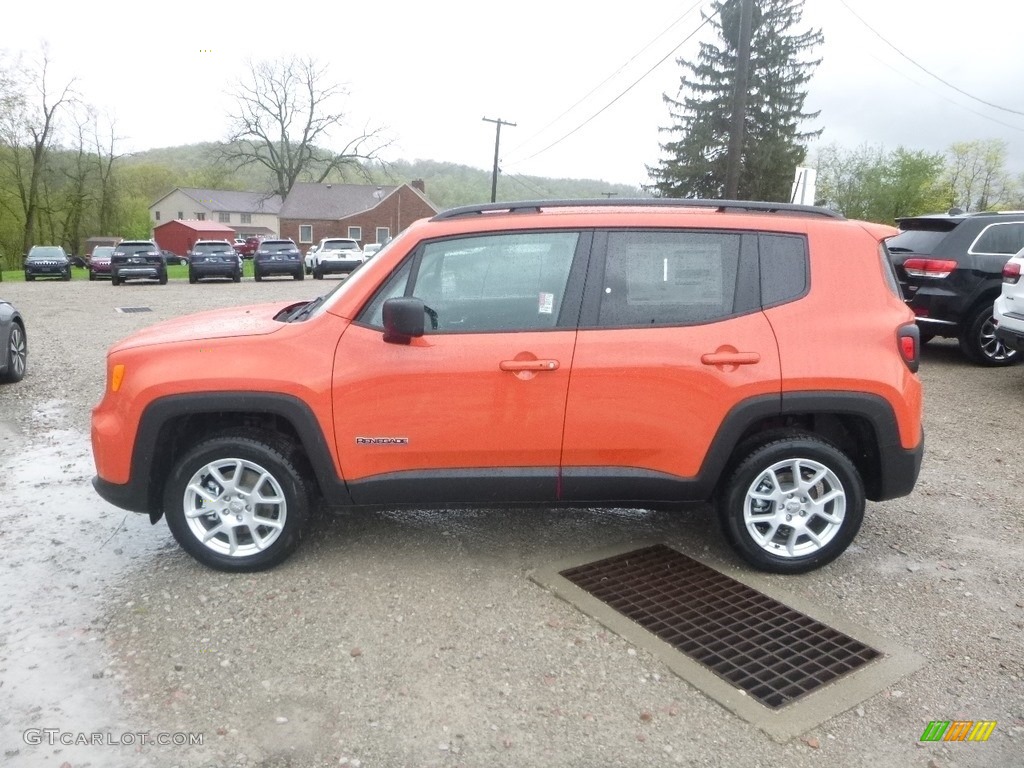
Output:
(382, 297), (425, 344)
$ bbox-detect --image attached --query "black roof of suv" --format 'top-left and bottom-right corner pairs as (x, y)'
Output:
(888, 209), (1024, 366)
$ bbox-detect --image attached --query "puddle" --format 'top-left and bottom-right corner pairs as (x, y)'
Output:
(0, 402), (167, 768)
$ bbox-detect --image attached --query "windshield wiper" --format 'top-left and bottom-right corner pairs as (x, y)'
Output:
(287, 296), (326, 322)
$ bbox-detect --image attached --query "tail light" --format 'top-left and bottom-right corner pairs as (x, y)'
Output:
(904, 258), (957, 278)
(897, 323), (920, 373)
(1003, 261), (1021, 284)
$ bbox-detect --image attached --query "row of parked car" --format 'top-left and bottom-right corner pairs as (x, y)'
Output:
(22, 237), (388, 286)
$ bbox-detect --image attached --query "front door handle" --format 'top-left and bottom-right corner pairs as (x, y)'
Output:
(499, 359), (560, 372)
(700, 351), (760, 366)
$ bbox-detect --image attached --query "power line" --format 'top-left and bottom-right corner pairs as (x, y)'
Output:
(508, 10), (717, 167)
(504, 0), (705, 160)
(837, 0), (1024, 118)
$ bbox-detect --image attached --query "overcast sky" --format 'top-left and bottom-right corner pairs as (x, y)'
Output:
(2, 0), (1023, 189)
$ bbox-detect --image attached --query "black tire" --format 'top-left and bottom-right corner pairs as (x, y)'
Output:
(1, 321), (27, 383)
(718, 435), (865, 574)
(254, 268), (263, 282)
(188, 270), (197, 284)
(88, 271), (96, 282)
(62, 271), (71, 281)
(163, 433), (310, 572)
(111, 273), (120, 286)
(25, 274), (34, 282)
(959, 303), (1019, 366)
(312, 267), (323, 280)
(232, 270), (241, 283)
(158, 270), (168, 286)
(294, 268), (304, 280)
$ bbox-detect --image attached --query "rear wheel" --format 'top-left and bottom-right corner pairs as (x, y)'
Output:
(254, 268), (263, 282)
(233, 270), (241, 283)
(163, 433), (310, 572)
(188, 270), (197, 284)
(158, 270), (168, 285)
(718, 436), (865, 574)
(959, 303), (1018, 366)
(294, 268), (304, 280)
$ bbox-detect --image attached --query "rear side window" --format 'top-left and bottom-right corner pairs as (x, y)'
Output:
(597, 231), (741, 326)
(759, 235), (808, 307)
(970, 222), (1024, 255)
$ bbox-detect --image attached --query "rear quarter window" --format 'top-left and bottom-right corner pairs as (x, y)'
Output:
(969, 222), (1024, 255)
(759, 234), (808, 307)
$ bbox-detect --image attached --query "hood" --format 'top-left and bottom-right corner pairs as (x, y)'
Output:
(111, 302), (289, 351)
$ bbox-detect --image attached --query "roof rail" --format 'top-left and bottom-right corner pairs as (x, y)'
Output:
(431, 198), (844, 221)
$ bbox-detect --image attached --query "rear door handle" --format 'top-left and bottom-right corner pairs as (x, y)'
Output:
(499, 359), (560, 372)
(700, 352), (760, 366)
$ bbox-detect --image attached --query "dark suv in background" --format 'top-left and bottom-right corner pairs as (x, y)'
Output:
(888, 209), (1024, 366)
(24, 245), (72, 281)
(253, 239), (304, 281)
(111, 240), (168, 286)
(188, 240), (242, 283)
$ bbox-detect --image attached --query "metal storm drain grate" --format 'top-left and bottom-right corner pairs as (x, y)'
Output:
(560, 544), (880, 709)
(115, 306), (153, 313)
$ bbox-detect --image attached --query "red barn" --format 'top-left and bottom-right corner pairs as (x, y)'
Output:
(153, 220), (236, 256)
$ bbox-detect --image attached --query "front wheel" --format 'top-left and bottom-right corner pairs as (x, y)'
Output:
(163, 433), (310, 571)
(959, 303), (1019, 366)
(718, 436), (865, 574)
(111, 273), (120, 286)
(1, 322), (27, 383)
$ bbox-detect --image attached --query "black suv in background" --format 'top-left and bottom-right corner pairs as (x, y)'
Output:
(888, 210), (1024, 366)
(111, 241), (168, 286)
(253, 239), (304, 281)
(188, 240), (242, 283)
(24, 246), (72, 281)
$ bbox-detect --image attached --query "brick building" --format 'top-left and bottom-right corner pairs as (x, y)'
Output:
(277, 181), (437, 248)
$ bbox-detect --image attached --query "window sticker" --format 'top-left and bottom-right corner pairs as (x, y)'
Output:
(539, 292), (555, 314)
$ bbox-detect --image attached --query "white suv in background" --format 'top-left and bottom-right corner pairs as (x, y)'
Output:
(311, 238), (364, 279)
(993, 247), (1024, 352)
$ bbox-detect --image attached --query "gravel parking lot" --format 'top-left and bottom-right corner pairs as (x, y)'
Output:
(0, 277), (1021, 768)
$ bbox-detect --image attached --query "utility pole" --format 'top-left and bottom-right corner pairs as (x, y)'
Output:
(725, 0), (754, 199)
(482, 117), (516, 203)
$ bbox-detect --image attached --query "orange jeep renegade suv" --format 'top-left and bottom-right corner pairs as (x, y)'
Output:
(91, 200), (924, 574)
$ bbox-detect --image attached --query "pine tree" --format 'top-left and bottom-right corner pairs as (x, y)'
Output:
(648, 0), (822, 201)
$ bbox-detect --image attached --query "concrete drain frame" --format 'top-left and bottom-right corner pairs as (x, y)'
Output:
(531, 542), (925, 742)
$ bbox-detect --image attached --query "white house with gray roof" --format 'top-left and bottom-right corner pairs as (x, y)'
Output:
(149, 188), (283, 239)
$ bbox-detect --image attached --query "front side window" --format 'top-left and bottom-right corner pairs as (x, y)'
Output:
(299, 225), (312, 243)
(361, 231), (579, 333)
(598, 231), (741, 327)
(970, 222), (1024, 255)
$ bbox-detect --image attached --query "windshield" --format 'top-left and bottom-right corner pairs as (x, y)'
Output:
(115, 243), (157, 255)
(193, 242), (233, 253)
(322, 240), (360, 251)
(28, 247), (65, 259)
(91, 247), (114, 259)
(261, 242), (298, 253)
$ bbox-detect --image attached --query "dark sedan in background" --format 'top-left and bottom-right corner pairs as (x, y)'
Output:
(0, 299), (27, 383)
(24, 246), (72, 281)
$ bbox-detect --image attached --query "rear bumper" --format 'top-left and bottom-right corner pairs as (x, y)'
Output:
(317, 259), (363, 274)
(875, 430), (924, 501)
(995, 323), (1024, 352)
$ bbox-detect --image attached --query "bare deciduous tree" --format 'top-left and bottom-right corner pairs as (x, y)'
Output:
(0, 47), (76, 253)
(221, 56), (391, 198)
